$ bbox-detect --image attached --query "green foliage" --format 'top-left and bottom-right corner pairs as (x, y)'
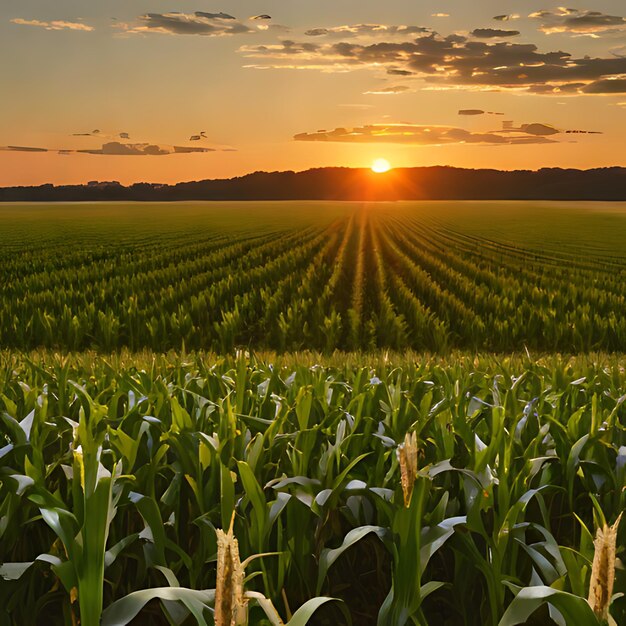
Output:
(1, 351), (626, 624)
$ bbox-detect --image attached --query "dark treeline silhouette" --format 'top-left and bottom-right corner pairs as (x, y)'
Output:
(2, 166), (626, 201)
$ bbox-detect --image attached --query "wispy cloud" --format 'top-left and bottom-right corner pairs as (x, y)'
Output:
(11, 18), (94, 32)
(364, 85), (412, 95)
(0, 142), (225, 156)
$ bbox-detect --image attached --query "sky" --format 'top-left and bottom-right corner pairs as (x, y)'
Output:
(1, 0), (626, 185)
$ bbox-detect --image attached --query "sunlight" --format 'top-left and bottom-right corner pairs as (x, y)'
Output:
(371, 158), (391, 173)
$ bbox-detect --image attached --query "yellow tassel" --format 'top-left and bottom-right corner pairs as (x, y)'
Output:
(215, 514), (248, 626)
(397, 431), (418, 507)
(588, 513), (622, 622)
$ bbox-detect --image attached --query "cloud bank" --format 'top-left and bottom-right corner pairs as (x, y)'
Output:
(241, 31), (626, 94)
(294, 124), (557, 146)
(529, 8), (626, 36)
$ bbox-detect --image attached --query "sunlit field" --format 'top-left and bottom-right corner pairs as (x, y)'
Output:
(2, 202), (626, 625)
(2, 201), (626, 353)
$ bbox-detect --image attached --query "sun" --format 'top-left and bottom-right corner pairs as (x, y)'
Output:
(371, 158), (391, 173)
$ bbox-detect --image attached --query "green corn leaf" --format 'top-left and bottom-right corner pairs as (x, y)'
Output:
(498, 586), (600, 626)
(101, 587), (215, 626)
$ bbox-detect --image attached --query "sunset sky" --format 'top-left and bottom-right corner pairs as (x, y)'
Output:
(1, 0), (625, 185)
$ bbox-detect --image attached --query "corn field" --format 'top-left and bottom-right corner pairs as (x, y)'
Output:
(2, 202), (626, 353)
(2, 201), (626, 624)
(1, 351), (625, 625)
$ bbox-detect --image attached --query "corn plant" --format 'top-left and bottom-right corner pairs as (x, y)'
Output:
(2, 351), (626, 623)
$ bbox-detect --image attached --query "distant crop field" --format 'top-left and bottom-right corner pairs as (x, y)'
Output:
(1, 201), (626, 352)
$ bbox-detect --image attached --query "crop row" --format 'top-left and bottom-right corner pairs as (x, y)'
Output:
(2, 203), (626, 352)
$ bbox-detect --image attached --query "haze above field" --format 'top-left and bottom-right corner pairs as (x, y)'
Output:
(1, 0), (626, 185)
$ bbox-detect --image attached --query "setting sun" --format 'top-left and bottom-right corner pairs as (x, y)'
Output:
(371, 158), (391, 173)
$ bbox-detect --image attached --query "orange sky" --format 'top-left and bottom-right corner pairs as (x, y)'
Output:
(1, 0), (625, 185)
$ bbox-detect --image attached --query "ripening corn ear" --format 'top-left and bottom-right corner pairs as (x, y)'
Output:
(587, 512), (622, 621)
(215, 514), (248, 626)
(397, 431), (418, 508)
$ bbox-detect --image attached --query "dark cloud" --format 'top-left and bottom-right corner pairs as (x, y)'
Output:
(0, 145), (49, 152)
(459, 109), (504, 115)
(387, 68), (415, 76)
(471, 28), (520, 39)
(305, 28), (330, 37)
(529, 8), (626, 35)
(118, 12), (254, 36)
(582, 78), (626, 93)
(494, 14), (520, 22)
(294, 123), (556, 145)
(240, 32), (626, 94)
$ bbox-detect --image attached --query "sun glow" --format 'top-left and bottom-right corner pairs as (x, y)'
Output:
(371, 158), (391, 173)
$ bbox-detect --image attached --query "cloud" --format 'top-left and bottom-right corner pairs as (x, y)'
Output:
(0, 142), (219, 156)
(529, 8), (626, 36)
(458, 109), (504, 115)
(498, 121), (601, 135)
(387, 68), (415, 76)
(117, 12), (254, 36)
(304, 24), (430, 38)
(494, 14), (520, 22)
(582, 78), (626, 93)
(471, 28), (520, 39)
(431, 13), (450, 18)
(294, 123), (557, 145)
(0, 145), (49, 152)
(240, 32), (626, 94)
(80, 142), (216, 155)
(11, 18), (94, 32)
(364, 85), (411, 95)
